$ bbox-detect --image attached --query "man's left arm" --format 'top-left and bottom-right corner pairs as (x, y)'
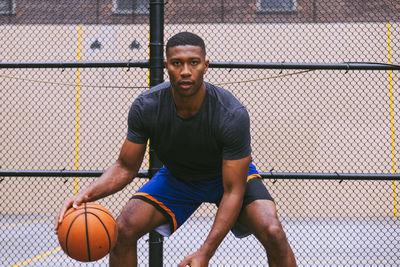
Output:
(178, 155), (251, 267)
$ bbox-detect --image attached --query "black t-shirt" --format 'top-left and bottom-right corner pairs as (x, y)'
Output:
(127, 82), (251, 181)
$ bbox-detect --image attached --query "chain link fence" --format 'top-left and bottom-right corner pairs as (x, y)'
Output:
(1, 0), (400, 266)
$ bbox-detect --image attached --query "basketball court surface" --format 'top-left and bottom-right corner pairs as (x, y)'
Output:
(2, 214), (399, 266)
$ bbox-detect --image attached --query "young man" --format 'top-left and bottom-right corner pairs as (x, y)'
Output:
(55, 32), (296, 267)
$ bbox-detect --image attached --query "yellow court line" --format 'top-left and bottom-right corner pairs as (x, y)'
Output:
(74, 24), (82, 195)
(387, 22), (398, 217)
(11, 247), (62, 267)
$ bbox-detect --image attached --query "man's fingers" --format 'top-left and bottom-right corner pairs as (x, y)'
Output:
(178, 257), (190, 267)
(179, 255), (195, 267)
(59, 201), (72, 222)
(54, 198), (75, 231)
(72, 198), (82, 209)
(54, 214), (60, 231)
(58, 206), (67, 222)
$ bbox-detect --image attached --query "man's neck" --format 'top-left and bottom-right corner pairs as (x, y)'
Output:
(173, 84), (206, 118)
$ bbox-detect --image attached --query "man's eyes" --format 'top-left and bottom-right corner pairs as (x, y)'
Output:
(171, 60), (200, 66)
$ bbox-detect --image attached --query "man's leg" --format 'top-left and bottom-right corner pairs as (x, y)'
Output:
(238, 199), (296, 267)
(109, 198), (167, 267)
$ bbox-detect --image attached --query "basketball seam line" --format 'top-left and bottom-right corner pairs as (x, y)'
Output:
(84, 203), (92, 261)
(65, 213), (85, 258)
(89, 212), (113, 255)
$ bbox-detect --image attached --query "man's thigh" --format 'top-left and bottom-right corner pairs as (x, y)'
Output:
(230, 177), (276, 238)
(117, 198), (168, 238)
(238, 199), (280, 234)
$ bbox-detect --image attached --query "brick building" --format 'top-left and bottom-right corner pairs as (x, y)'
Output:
(0, 0), (399, 25)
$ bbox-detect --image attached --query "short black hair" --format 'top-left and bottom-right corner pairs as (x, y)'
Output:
(166, 32), (206, 55)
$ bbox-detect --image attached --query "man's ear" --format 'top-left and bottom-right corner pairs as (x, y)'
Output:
(204, 59), (210, 73)
(164, 60), (168, 68)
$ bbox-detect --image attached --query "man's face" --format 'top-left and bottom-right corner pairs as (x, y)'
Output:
(165, 45), (209, 98)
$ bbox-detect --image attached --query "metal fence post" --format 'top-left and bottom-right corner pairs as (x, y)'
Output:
(149, 0), (164, 266)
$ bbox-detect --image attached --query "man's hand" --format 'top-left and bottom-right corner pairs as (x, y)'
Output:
(54, 193), (86, 232)
(54, 140), (146, 233)
(178, 249), (212, 267)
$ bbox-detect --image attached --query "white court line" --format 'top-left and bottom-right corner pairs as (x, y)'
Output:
(0, 216), (53, 229)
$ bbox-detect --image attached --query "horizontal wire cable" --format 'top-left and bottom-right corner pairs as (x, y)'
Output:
(0, 69), (312, 88)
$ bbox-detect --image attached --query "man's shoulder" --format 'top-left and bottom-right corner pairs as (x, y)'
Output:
(134, 82), (171, 106)
(206, 82), (245, 112)
(140, 81), (171, 97)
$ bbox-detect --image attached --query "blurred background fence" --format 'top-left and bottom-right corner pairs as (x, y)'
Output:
(1, 0), (400, 266)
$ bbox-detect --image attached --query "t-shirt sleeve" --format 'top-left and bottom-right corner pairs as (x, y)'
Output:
(126, 97), (149, 144)
(220, 107), (252, 160)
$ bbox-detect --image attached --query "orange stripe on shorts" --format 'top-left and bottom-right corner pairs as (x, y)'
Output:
(134, 192), (178, 232)
(247, 173), (261, 182)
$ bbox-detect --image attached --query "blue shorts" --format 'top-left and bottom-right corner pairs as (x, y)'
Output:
(131, 163), (273, 238)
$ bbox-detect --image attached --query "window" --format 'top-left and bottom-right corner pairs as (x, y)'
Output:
(257, 0), (296, 12)
(0, 0), (15, 14)
(113, 0), (149, 15)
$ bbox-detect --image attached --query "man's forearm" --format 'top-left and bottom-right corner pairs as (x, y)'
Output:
(80, 160), (136, 202)
(198, 192), (244, 258)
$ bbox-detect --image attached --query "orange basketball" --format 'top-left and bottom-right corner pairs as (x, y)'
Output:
(57, 202), (118, 262)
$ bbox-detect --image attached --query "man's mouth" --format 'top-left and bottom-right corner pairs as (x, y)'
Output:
(179, 81), (193, 89)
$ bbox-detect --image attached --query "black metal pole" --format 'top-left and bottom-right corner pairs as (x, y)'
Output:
(1, 169), (400, 180)
(0, 60), (149, 69)
(148, 1), (164, 267)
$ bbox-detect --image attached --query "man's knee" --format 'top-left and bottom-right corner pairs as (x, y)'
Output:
(259, 219), (288, 246)
(116, 212), (143, 243)
(240, 200), (288, 246)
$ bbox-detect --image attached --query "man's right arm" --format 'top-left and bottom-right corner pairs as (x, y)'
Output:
(54, 139), (146, 231)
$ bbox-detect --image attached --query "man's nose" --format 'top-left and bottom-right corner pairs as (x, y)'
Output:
(181, 63), (191, 76)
